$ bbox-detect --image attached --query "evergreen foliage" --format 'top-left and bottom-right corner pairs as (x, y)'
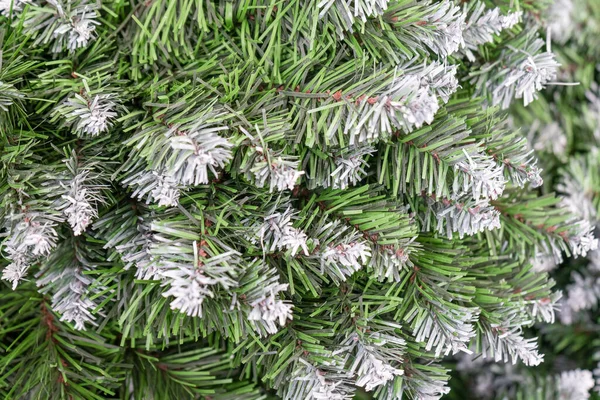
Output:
(449, 0), (600, 399)
(0, 0), (595, 399)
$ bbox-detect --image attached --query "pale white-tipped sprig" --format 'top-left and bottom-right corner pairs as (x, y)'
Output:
(279, 227), (310, 257)
(452, 151), (506, 200)
(257, 208), (310, 256)
(472, 36), (560, 110)
(1, 256), (29, 290)
(482, 325), (544, 366)
(239, 261), (293, 336)
(50, 1), (99, 52)
(321, 242), (371, 279)
(62, 188), (98, 236)
(421, 62), (460, 103)
(123, 168), (181, 207)
(161, 267), (218, 317)
(317, 0), (389, 36)
(330, 147), (375, 189)
(251, 149), (305, 192)
(526, 166), (544, 188)
(568, 220), (598, 258)
(167, 128), (233, 186)
(158, 244), (239, 317)
(19, 222), (58, 256)
(422, 1), (466, 57)
(57, 169), (104, 236)
(104, 217), (160, 280)
(434, 199), (501, 239)
(462, 3), (522, 61)
(409, 304), (478, 357)
(528, 291), (561, 324)
(369, 243), (415, 282)
(67, 7), (97, 50)
(399, 86), (439, 130)
(65, 93), (117, 136)
(248, 290), (293, 334)
(287, 359), (355, 400)
(355, 352), (404, 391)
(37, 266), (98, 330)
(150, 172), (181, 207)
(23, 0), (100, 52)
(558, 369), (595, 400)
(35, 240), (105, 331)
(1, 214), (59, 289)
(342, 62), (459, 145)
(493, 49), (559, 109)
(336, 333), (406, 392)
(257, 208), (295, 252)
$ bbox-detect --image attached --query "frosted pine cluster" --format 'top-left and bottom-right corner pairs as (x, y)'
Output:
(0, 0), (595, 399)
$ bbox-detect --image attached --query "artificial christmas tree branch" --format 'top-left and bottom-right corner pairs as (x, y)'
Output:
(0, 0), (596, 399)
